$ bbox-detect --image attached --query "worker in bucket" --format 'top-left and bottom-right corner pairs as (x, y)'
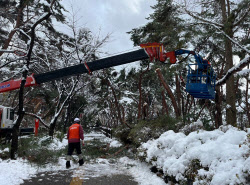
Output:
(66, 117), (84, 168)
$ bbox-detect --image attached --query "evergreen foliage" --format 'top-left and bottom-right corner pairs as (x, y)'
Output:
(0, 0), (249, 160)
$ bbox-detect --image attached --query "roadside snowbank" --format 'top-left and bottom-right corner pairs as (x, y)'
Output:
(0, 158), (37, 185)
(119, 157), (166, 185)
(138, 126), (250, 184)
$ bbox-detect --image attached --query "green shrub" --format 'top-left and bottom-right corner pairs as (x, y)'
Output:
(113, 125), (132, 144)
(55, 131), (65, 142)
(17, 135), (67, 166)
(0, 144), (10, 160)
(128, 115), (180, 147)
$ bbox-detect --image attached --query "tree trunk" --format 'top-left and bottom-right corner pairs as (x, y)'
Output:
(105, 78), (131, 128)
(138, 73), (143, 119)
(63, 105), (70, 134)
(161, 90), (169, 115)
(137, 66), (149, 120)
(156, 68), (180, 118)
(195, 100), (208, 121)
(49, 117), (58, 137)
(10, 71), (27, 159)
(220, 0), (237, 126)
(184, 94), (190, 116)
(0, 0), (27, 56)
(215, 86), (223, 128)
(175, 74), (182, 116)
(245, 71), (250, 127)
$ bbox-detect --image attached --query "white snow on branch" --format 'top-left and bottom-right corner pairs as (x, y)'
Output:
(184, 8), (224, 28)
(216, 55), (250, 86)
(237, 69), (250, 76)
(15, 28), (31, 42)
(203, 23), (250, 54)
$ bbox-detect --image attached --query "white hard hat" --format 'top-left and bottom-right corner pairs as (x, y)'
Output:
(74, 118), (80, 123)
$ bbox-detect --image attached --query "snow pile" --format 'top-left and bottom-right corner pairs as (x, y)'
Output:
(180, 119), (204, 134)
(110, 140), (122, 148)
(0, 159), (37, 185)
(0, 148), (9, 154)
(48, 137), (68, 150)
(84, 131), (106, 141)
(119, 157), (166, 185)
(138, 126), (250, 184)
(85, 131), (122, 147)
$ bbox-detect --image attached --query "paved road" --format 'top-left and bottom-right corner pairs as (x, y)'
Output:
(21, 169), (138, 185)
(21, 132), (139, 185)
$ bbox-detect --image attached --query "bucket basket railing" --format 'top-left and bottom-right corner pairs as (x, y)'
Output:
(186, 63), (216, 99)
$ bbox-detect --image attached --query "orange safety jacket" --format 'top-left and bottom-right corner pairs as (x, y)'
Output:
(67, 123), (84, 143)
(69, 123), (80, 139)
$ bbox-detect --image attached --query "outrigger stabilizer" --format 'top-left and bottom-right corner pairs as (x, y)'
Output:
(0, 43), (216, 99)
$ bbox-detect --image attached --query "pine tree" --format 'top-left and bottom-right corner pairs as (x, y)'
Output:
(183, 0), (250, 126)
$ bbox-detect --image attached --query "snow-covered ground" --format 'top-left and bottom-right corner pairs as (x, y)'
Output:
(0, 127), (249, 185)
(0, 131), (166, 185)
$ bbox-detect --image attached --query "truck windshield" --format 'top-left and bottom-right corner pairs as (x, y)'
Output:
(10, 109), (14, 121)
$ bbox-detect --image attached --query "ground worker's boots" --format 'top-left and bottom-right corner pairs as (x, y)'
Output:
(66, 161), (71, 169)
(79, 159), (84, 166)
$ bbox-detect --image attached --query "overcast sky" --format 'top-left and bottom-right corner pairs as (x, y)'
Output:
(60, 0), (157, 56)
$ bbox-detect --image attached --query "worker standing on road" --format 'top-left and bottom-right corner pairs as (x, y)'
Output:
(66, 117), (84, 168)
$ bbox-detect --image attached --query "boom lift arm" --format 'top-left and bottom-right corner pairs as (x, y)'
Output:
(0, 43), (216, 99)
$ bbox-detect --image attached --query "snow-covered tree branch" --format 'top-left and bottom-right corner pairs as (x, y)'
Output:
(216, 55), (250, 86)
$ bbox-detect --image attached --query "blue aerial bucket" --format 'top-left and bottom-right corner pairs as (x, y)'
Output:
(186, 63), (216, 99)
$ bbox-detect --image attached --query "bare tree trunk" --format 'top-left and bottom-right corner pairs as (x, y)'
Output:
(188, 98), (194, 113)
(138, 74), (143, 119)
(220, 0), (237, 126)
(214, 62), (225, 128)
(0, 0), (28, 56)
(142, 102), (149, 120)
(49, 117), (59, 137)
(161, 90), (169, 115)
(245, 69), (250, 127)
(156, 68), (180, 118)
(175, 74), (182, 116)
(10, 2), (54, 158)
(195, 100), (208, 121)
(185, 94), (190, 116)
(9, 0), (26, 160)
(10, 70), (26, 159)
(181, 95), (185, 118)
(49, 80), (78, 137)
(105, 78), (131, 128)
(121, 105), (126, 123)
(215, 86), (223, 128)
(137, 65), (149, 120)
(64, 104), (71, 133)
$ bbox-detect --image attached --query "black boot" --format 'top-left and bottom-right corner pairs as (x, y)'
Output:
(66, 161), (71, 169)
(79, 159), (84, 166)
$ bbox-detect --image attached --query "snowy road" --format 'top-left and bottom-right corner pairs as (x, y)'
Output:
(2, 127), (248, 184)
(0, 131), (166, 185)
(21, 169), (138, 185)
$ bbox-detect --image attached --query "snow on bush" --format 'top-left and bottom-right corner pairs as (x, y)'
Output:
(138, 126), (250, 184)
(48, 137), (68, 150)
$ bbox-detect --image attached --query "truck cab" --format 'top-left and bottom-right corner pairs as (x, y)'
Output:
(0, 105), (15, 129)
